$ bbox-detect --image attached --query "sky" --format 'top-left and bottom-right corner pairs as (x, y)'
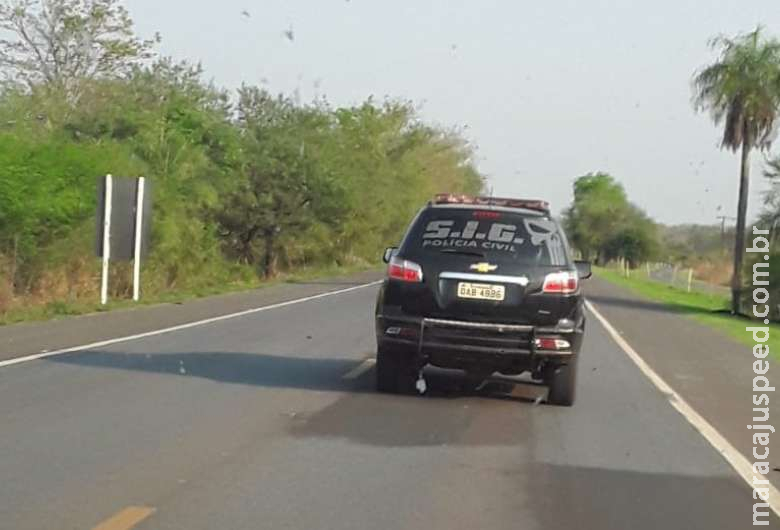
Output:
(126, 0), (779, 225)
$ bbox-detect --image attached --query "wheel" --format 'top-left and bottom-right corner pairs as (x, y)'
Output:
(545, 360), (578, 407)
(376, 346), (416, 394)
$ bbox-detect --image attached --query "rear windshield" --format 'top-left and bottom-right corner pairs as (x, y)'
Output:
(404, 208), (569, 266)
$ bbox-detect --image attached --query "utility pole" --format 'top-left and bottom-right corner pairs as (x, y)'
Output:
(716, 215), (736, 250)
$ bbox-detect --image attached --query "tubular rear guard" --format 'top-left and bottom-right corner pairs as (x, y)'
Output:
(377, 312), (583, 361)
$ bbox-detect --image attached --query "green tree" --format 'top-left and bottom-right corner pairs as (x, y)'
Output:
(693, 27), (780, 314)
(0, 19), (486, 312)
(0, 0), (157, 97)
(67, 61), (243, 289)
(0, 131), (144, 291)
(564, 173), (629, 263)
(0, 58), (244, 294)
(602, 214), (659, 267)
(323, 101), (481, 259)
(564, 172), (658, 265)
(216, 87), (342, 277)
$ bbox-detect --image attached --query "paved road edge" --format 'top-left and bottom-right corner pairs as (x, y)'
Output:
(0, 280), (383, 369)
(587, 300), (780, 517)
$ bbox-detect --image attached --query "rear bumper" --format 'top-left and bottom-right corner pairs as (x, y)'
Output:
(376, 313), (583, 369)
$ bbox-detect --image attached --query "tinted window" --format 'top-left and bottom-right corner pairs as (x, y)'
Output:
(404, 208), (569, 266)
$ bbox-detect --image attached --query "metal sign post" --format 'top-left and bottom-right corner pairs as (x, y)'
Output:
(100, 174), (113, 305)
(132, 177), (146, 302)
(96, 175), (152, 305)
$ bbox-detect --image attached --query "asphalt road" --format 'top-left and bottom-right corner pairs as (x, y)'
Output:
(0, 279), (776, 529)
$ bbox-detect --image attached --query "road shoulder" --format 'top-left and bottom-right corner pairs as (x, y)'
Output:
(0, 270), (383, 363)
(585, 276), (779, 489)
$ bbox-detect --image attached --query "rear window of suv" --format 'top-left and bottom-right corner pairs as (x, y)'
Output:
(403, 207), (569, 266)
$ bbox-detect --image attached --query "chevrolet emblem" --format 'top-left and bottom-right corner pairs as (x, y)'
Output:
(470, 262), (498, 273)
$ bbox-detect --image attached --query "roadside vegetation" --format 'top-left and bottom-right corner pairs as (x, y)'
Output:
(0, 0), (482, 322)
(561, 173), (738, 288)
(1, 4), (779, 331)
(570, 27), (780, 325)
(693, 27), (780, 314)
(594, 267), (780, 362)
(563, 173), (659, 267)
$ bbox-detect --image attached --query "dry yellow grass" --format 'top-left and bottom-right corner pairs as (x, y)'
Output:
(692, 257), (731, 286)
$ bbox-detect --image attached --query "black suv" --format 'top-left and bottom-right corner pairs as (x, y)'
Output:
(374, 194), (591, 406)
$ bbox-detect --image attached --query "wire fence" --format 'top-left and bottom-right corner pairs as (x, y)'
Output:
(609, 260), (730, 298)
(648, 263), (730, 297)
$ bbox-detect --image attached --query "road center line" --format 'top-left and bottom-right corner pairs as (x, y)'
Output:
(0, 281), (383, 369)
(92, 506), (155, 530)
(586, 300), (780, 519)
(342, 358), (376, 380)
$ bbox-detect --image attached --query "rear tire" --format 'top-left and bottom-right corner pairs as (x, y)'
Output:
(545, 360), (578, 407)
(376, 346), (416, 394)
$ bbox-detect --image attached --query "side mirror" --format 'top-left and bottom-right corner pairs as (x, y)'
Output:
(575, 260), (592, 280)
(383, 247), (399, 264)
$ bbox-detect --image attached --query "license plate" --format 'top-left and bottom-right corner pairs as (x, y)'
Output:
(457, 282), (505, 301)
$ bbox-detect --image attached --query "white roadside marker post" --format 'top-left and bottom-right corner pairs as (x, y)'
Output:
(132, 177), (146, 302)
(687, 268), (693, 293)
(100, 174), (113, 305)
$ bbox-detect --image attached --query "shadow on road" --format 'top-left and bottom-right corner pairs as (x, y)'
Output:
(290, 372), (545, 447)
(49, 350), (548, 447)
(51, 350), (367, 393)
(586, 293), (727, 318)
(48, 350), (544, 402)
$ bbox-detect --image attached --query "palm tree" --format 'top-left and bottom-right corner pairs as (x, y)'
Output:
(760, 155), (780, 246)
(693, 27), (780, 314)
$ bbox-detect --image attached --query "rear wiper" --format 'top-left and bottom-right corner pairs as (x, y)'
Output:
(439, 249), (485, 257)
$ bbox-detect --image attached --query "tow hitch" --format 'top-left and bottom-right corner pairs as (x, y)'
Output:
(415, 370), (427, 394)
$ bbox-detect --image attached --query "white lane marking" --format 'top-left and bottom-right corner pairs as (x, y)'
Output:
(342, 358), (376, 380)
(0, 281), (383, 369)
(586, 300), (780, 518)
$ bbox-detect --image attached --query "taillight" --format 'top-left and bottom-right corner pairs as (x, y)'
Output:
(388, 257), (424, 283)
(535, 337), (572, 350)
(542, 271), (578, 294)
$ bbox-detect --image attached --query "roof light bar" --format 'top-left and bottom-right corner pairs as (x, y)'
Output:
(433, 193), (550, 213)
